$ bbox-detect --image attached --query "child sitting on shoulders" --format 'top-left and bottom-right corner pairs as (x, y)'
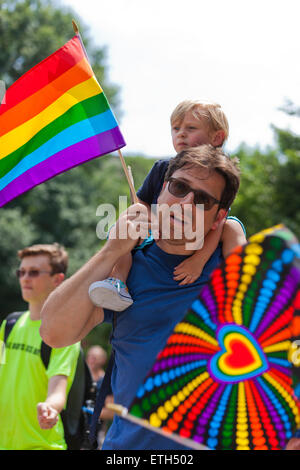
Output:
(89, 100), (246, 311)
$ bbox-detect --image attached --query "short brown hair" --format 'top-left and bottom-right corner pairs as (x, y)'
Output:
(165, 145), (240, 210)
(18, 243), (68, 274)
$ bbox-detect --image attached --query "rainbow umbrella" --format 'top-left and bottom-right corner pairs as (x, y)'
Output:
(111, 225), (300, 450)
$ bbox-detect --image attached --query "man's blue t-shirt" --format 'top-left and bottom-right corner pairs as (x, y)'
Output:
(102, 241), (223, 450)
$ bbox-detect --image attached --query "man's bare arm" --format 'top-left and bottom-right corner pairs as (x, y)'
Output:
(40, 203), (150, 348)
(40, 245), (118, 348)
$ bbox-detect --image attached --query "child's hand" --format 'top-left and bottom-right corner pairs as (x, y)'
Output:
(173, 257), (205, 286)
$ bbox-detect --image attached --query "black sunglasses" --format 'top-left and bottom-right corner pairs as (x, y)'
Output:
(167, 177), (220, 211)
(16, 269), (53, 279)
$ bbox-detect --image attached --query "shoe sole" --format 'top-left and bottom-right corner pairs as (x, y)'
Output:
(88, 282), (133, 312)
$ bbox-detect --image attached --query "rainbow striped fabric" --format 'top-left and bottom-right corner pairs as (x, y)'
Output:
(128, 225), (300, 450)
(0, 34), (126, 207)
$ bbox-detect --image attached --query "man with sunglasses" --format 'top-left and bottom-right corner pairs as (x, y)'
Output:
(0, 243), (80, 450)
(41, 145), (243, 450)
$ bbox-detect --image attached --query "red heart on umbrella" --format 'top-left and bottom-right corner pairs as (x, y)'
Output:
(209, 324), (269, 383)
(224, 338), (256, 369)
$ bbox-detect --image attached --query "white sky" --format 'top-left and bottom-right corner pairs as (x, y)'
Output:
(63, 0), (300, 157)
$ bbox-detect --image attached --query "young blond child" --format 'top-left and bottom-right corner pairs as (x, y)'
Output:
(89, 100), (246, 310)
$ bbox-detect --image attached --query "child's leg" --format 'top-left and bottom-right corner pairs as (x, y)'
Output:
(89, 253), (133, 311)
(110, 252), (132, 284)
(173, 221), (225, 285)
(221, 218), (247, 258)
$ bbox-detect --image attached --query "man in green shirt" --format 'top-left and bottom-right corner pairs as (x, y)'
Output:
(0, 243), (80, 450)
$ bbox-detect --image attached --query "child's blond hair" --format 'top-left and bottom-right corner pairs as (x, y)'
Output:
(170, 100), (229, 142)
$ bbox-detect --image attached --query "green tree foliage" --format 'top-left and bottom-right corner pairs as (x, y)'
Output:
(0, 0), (123, 349)
(0, 207), (37, 314)
(231, 146), (281, 237)
(0, 0), (120, 109)
(232, 100), (300, 239)
(271, 101), (300, 237)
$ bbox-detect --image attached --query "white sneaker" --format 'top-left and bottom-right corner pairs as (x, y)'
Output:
(88, 277), (133, 311)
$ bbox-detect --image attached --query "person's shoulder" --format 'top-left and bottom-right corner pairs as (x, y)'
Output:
(148, 158), (170, 175)
(137, 158), (172, 205)
(153, 158), (170, 171)
(150, 159), (171, 184)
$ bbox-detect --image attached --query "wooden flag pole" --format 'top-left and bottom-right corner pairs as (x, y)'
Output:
(118, 150), (138, 204)
(71, 20), (137, 204)
(106, 403), (210, 450)
(72, 19), (79, 34)
(127, 165), (136, 204)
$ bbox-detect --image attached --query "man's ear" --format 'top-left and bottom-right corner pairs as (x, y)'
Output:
(211, 208), (228, 231)
(211, 130), (225, 147)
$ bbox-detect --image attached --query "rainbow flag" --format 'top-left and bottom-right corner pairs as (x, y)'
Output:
(0, 34), (126, 207)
